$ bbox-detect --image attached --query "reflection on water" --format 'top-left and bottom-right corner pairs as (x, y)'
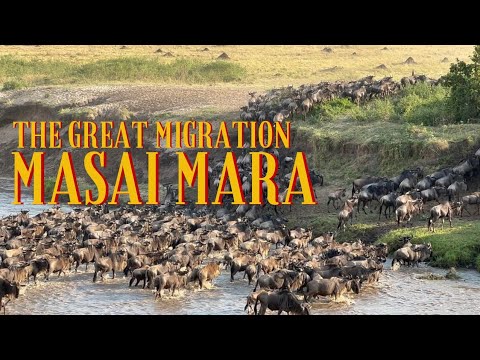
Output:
(2, 177), (480, 315)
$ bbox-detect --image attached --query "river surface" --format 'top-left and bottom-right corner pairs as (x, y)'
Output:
(2, 177), (480, 315)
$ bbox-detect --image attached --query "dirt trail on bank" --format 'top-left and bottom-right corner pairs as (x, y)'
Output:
(0, 85), (251, 185)
(0, 84), (250, 120)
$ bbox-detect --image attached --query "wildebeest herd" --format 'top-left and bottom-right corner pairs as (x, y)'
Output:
(0, 203), (388, 315)
(337, 146), (480, 234)
(240, 72), (439, 123)
(1, 74), (479, 315)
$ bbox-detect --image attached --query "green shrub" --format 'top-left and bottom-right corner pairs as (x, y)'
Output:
(2, 79), (27, 91)
(442, 45), (480, 122)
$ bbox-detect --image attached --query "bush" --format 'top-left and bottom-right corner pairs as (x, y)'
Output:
(2, 79), (27, 91)
(442, 45), (480, 122)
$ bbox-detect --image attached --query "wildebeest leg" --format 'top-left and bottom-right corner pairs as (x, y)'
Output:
(112, 269), (115, 279)
(449, 216), (452, 228)
(142, 278), (146, 289)
(442, 218), (445, 230)
(135, 278), (140, 286)
(85, 263), (88, 272)
(129, 277), (134, 287)
(230, 266), (238, 282)
(259, 303), (267, 315)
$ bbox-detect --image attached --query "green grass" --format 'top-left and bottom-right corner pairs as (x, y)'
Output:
(308, 84), (453, 125)
(0, 55), (247, 88)
(296, 85), (480, 184)
(378, 222), (480, 270)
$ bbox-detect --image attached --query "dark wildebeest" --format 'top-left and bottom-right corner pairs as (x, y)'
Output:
(254, 290), (310, 315)
(357, 183), (389, 215)
(398, 174), (418, 194)
(337, 197), (358, 232)
(0, 278), (20, 315)
(420, 187), (443, 206)
(327, 189), (346, 211)
(453, 156), (479, 177)
(416, 175), (435, 191)
(447, 181), (467, 202)
(378, 192), (398, 220)
(435, 173), (455, 188)
(427, 202), (453, 232)
(392, 243), (432, 269)
(129, 267), (149, 288)
(461, 194), (480, 216)
(302, 277), (360, 302)
(29, 257), (50, 283)
(352, 176), (383, 197)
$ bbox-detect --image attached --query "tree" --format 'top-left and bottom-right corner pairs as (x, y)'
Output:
(442, 45), (480, 122)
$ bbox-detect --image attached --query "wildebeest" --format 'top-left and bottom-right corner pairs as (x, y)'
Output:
(129, 267), (149, 288)
(302, 277), (360, 302)
(461, 194), (480, 216)
(396, 199), (423, 227)
(72, 244), (104, 272)
(188, 262), (221, 289)
(352, 176), (383, 197)
(0, 278), (20, 315)
(447, 181), (467, 202)
(327, 188), (346, 211)
(452, 156), (479, 177)
(378, 192), (398, 219)
(154, 271), (187, 299)
(92, 250), (128, 282)
(420, 187), (442, 206)
(254, 290), (310, 315)
(427, 202), (453, 232)
(337, 197), (358, 232)
(416, 175), (435, 191)
(391, 243), (432, 269)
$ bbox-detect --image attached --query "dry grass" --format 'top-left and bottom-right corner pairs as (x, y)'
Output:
(0, 45), (474, 88)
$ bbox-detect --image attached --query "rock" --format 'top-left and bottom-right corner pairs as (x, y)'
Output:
(445, 267), (460, 280)
(163, 52), (174, 57)
(376, 64), (388, 70)
(155, 48), (163, 53)
(441, 57), (449, 63)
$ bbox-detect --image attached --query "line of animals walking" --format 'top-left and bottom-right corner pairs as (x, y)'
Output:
(240, 72), (439, 123)
(332, 145), (480, 233)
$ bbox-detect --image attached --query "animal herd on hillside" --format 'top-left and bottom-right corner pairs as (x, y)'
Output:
(1, 74), (479, 315)
(240, 72), (439, 123)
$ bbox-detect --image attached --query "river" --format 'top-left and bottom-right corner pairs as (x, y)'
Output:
(2, 177), (480, 315)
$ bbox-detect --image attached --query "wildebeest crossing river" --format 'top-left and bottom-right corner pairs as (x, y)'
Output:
(2, 178), (480, 315)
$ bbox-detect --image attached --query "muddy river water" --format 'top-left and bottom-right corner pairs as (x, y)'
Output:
(2, 178), (480, 315)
